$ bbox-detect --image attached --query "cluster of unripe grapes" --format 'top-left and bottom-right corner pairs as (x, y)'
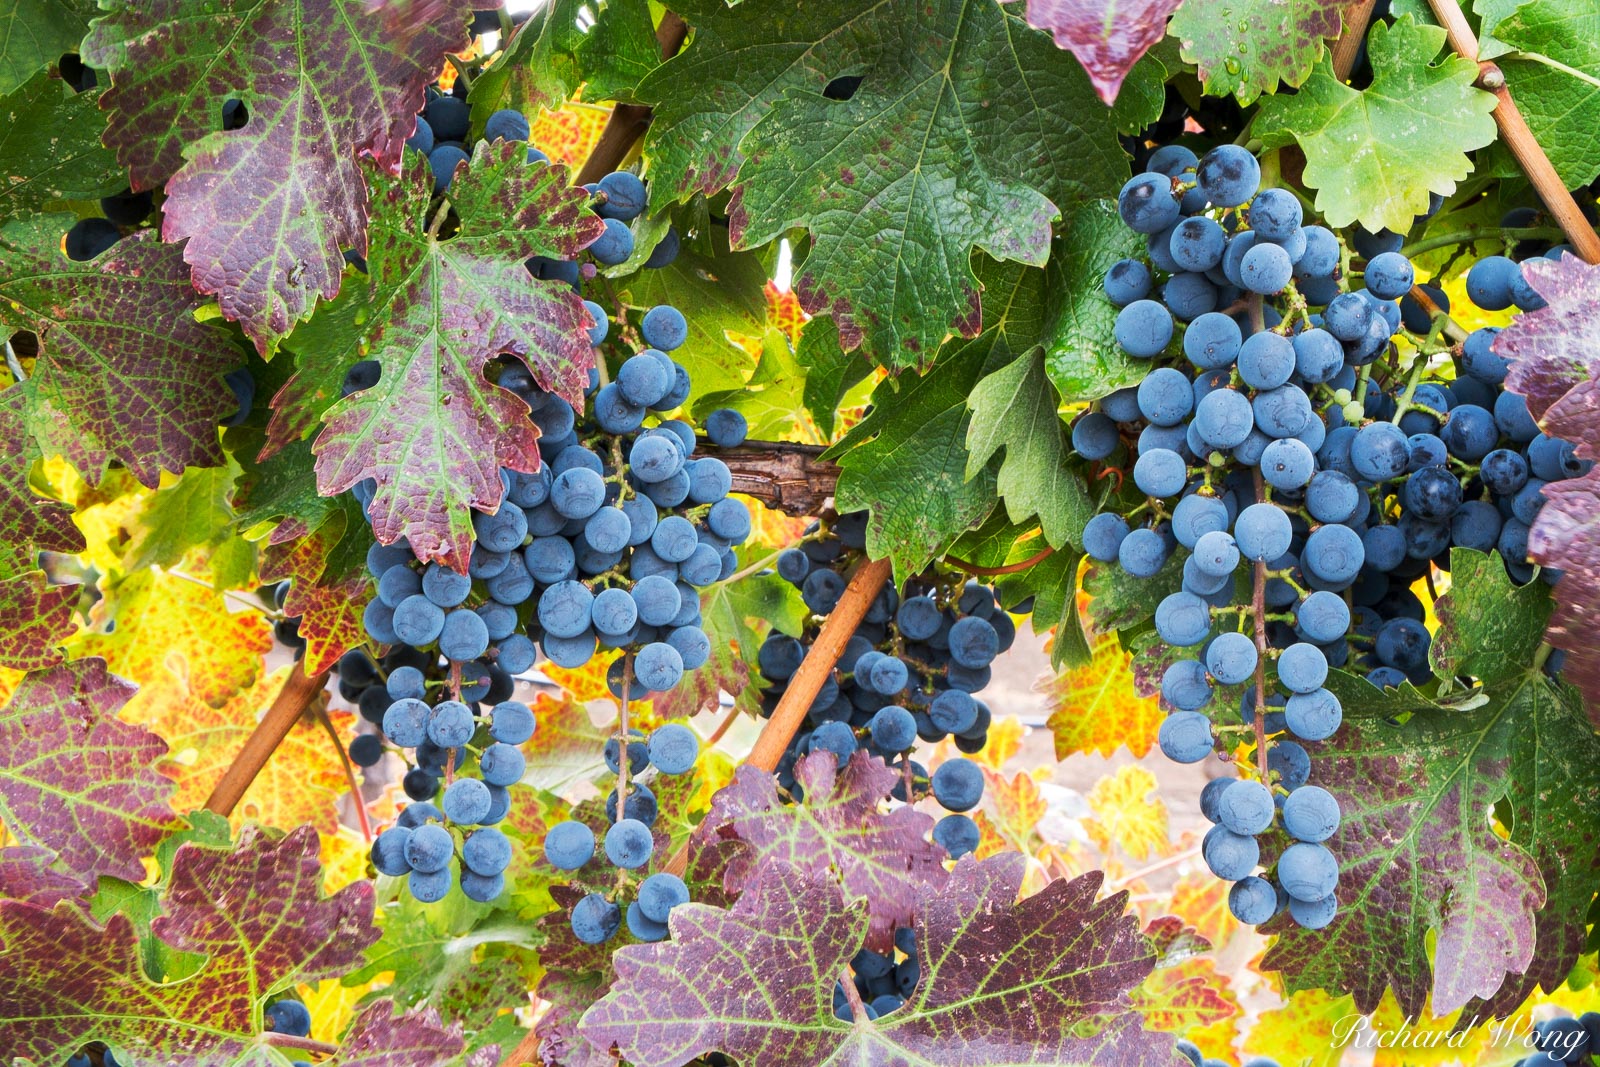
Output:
(757, 513), (1017, 860)
(1077, 141), (1581, 929)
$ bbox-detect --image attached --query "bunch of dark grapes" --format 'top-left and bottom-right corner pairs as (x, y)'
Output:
(755, 512), (1017, 861)
(833, 926), (921, 1022)
(1077, 142), (1586, 931)
(358, 105), (744, 908)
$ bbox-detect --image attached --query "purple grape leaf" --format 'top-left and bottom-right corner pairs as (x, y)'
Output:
(694, 750), (948, 954)
(0, 845), (88, 906)
(1020, 0), (1186, 104)
(532, 884), (625, 1067)
(0, 385), (82, 671)
(580, 853), (1173, 1067)
(0, 570), (75, 670)
(0, 658), (182, 885)
(156, 825), (378, 1012)
(335, 1000), (474, 1067)
(1497, 254), (1600, 719)
(0, 825), (387, 1062)
(307, 143), (602, 569)
(1264, 556), (1600, 1018)
(0, 218), (240, 485)
(80, 0), (476, 351)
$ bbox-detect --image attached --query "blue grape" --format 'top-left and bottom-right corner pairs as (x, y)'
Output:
(479, 742), (526, 786)
(1118, 527), (1169, 578)
(371, 827), (413, 876)
(1146, 144), (1198, 176)
(802, 567), (847, 613)
(1276, 643), (1328, 694)
(1365, 251), (1414, 299)
(550, 467), (605, 520)
(404, 823), (454, 873)
(1206, 632), (1258, 685)
(443, 777), (491, 825)
(1137, 367), (1193, 426)
(393, 594), (445, 646)
(428, 145), (467, 192)
(1238, 332), (1295, 390)
(1229, 875), (1279, 924)
(1462, 327), (1509, 384)
(462, 827), (512, 877)
(635, 641), (684, 691)
(266, 1000), (312, 1038)
(1192, 530), (1240, 577)
(1452, 500), (1503, 551)
(408, 866), (452, 902)
(589, 218), (634, 265)
(383, 698), (430, 747)
(539, 580), (595, 639)
(933, 814), (980, 859)
(1170, 216), (1226, 271)
(929, 690), (978, 734)
(583, 300), (609, 345)
(461, 870), (504, 903)
(1286, 687), (1342, 741)
(1466, 254), (1518, 311)
(378, 565), (422, 607)
(638, 872), (690, 924)
(1156, 591), (1213, 647)
(604, 818), (654, 869)
(1193, 388), (1255, 449)
(1103, 258), (1152, 305)
(570, 892), (621, 943)
(705, 407), (748, 447)
(1289, 893), (1338, 929)
(1281, 785), (1340, 842)
(1117, 172), (1180, 233)
(1302, 524), (1364, 585)
(617, 354), (670, 408)
(1240, 242), (1292, 294)
(1115, 300), (1173, 358)
(1196, 145), (1260, 207)
(1277, 842), (1338, 901)
(1183, 311), (1243, 371)
(1202, 824), (1259, 880)
(1159, 711), (1215, 763)
(1295, 591), (1350, 644)
(641, 305), (688, 351)
(1234, 504), (1291, 562)
(1260, 438), (1314, 490)
(427, 700), (475, 748)
(438, 609), (489, 662)
(1072, 411), (1120, 460)
(1134, 448), (1187, 497)
(931, 757), (984, 811)
(1162, 272), (1217, 320)
(869, 705), (917, 751)
(1171, 494), (1229, 548)
(597, 170), (646, 220)
(1217, 779), (1274, 835)
(1083, 513), (1130, 562)
(1162, 659), (1213, 711)
(1292, 328), (1344, 384)
(1350, 422), (1409, 481)
(1251, 384), (1312, 439)
(687, 457), (732, 503)
(667, 624), (711, 669)
(1102, 387), (1141, 422)
(648, 723), (699, 773)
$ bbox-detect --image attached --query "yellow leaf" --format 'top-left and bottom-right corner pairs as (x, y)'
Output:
(126, 668), (351, 833)
(544, 649), (622, 704)
(1086, 765), (1170, 861)
(1133, 955), (1241, 1055)
(1167, 867), (1239, 950)
(71, 569), (271, 705)
(1039, 635), (1164, 759)
(970, 714), (1026, 772)
(980, 768), (1046, 855)
(299, 975), (372, 1045)
(1248, 988), (1497, 1067)
(531, 102), (610, 168)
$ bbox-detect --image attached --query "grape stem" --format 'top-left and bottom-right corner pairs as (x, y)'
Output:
(944, 543), (1054, 576)
(1251, 468), (1271, 785)
(616, 651), (633, 820)
(205, 660), (331, 818)
(314, 702), (373, 843)
(262, 1033), (338, 1055)
(840, 963), (870, 1024)
(1398, 225), (1565, 258)
(1108, 842), (1203, 890)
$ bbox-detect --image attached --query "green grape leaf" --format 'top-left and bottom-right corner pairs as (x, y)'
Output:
(467, 0), (585, 127)
(125, 462), (256, 588)
(1169, 0), (1346, 105)
(826, 259), (1049, 583)
(1254, 16), (1498, 234)
(796, 315), (873, 438)
(0, 68), (123, 215)
(996, 543), (1091, 670)
(307, 143), (602, 570)
(575, 0), (663, 102)
(0, 218), (241, 486)
(966, 345), (1093, 549)
(0, 658), (182, 886)
(0, 0), (95, 96)
(1488, 1), (1600, 189)
(604, 224), (769, 399)
(1043, 200), (1150, 403)
(695, 751), (949, 954)
(1262, 556), (1600, 1018)
(652, 560), (805, 721)
(579, 853), (1173, 1066)
(692, 327), (809, 440)
(633, 0), (1123, 368)
(80, 0), (475, 352)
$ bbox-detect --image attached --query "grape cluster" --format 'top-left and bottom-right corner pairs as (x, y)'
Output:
(1081, 142), (1584, 930)
(357, 104), (747, 906)
(755, 513), (1017, 860)
(833, 925), (921, 1021)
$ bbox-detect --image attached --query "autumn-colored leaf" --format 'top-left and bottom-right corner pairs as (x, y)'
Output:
(1165, 865), (1238, 950)
(0, 826), (378, 1063)
(0, 658), (181, 885)
(0, 220), (240, 485)
(0, 570), (74, 670)
(1087, 765), (1170, 861)
(1022, 0), (1184, 104)
(1041, 634), (1164, 759)
(338, 1000), (483, 1067)
(260, 511), (374, 676)
(544, 648), (624, 704)
(72, 568), (272, 706)
(308, 144), (601, 569)
(580, 854), (1173, 1067)
(80, 0), (476, 350)
(695, 751), (949, 953)
(522, 689), (613, 795)
(0, 844), (88, 906)
(979, 767), (1047, 855)
(970, 713), (1027, 772)
(1132, 953), (1241, 1046)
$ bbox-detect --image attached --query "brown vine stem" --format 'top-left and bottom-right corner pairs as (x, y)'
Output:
(572, 13), (688, 186)
(840, 963), (870, 1023)
(314, 703), (373, 843)
(1426, 0), (1600, 263)
(658, 556), (895, 880)
(944, 543), (1054, 576)
(205, 661), (329, 818)
(263, 1033), (339, 1055)
(1332, 0), (1379, 82)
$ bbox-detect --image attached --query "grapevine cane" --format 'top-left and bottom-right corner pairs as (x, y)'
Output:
(573, 13), (688, 185)
(1425, 0), (1600, 263)
(204, 661), (331, 818)
(1331, 0), (1379, 81)
(656, 556), (895, 880)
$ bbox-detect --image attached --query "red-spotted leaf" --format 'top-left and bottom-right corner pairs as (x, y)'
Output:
(336, 1000), (476, 1066)
(0, 658), (181, 885)
(0, 825), (379, 1063)
(0, 845), (88, 906)
(1021, 0), (1185, 103)
(259, 505), (373, 675)
(0, 570), (74, 670)
(695, 750), (948, 953)
(308, 143), (601, 568)
(580, 854), (1172, 1067)
(0, 219), (240, 485)
(156, 826), (378, 1013)
(1263, 556), (1600, 1017)
(80, 0), (476, 351)
(1499, 254), (1600, 720)
(0, 386), (82, 670)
